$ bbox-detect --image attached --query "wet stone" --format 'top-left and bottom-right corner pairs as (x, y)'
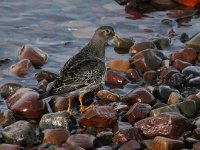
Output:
(171, 48), (197, 63)
(134, 112), (195, 139)
(106, 59), (130, 73)
(158, 85), (179, 103)
(186, 32), (200, 50)
(79, 106), (117, 128)
(2, 120), (36, 146)
(182, 66), (200, 77)
(97, 90), (119, 102)
(49, 96), (68, 112)
(35, 70), (57, 83)
(143, 70), (157, 82)
(37, 79), (48, 92)
(9, 59), (32, 76)
(178, 100), (199, 118)
(142, 139), (153, 150)
(150, 105), (180, 117)
(125, 103), (151, 124)
(112, 121), (142, 143)
(159, 66), (180, 83)
(118, 140), (141, 150)
(42, 128), (70, 147)
(152, 38), (171, 50)
(130, 42), (157, 54)
(66, 134), (96, 149)
(173, 59), (192, 71)
(104, 70), (128, 88)
(7, 88), (46, 119)
(0, 82), (22, 99)
(0, 109), (16, 126)
(96, 131), (113, 145)
(126, 68), (140, 81)
(167, 92), (183, 105)
(0, 144), (22, 150)
(18, 44), (48, 66)
(193, 141), (200, 150)
(39, 111), (76, 131)
(189, 77), (200, 87)
(122, 87), (155, 105)
(113, 36), (135, 52)
(152, 136), (184, 150)
(130, 49), (164, 72)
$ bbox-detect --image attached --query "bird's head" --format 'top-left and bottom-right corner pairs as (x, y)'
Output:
(93, 26), (116, 43)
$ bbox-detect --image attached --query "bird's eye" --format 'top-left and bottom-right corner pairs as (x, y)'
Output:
(105, 29), (110, 33)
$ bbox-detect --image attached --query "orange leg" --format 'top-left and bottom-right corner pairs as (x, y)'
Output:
(67, 96), (72, 113)
(79, 96), (86, 113)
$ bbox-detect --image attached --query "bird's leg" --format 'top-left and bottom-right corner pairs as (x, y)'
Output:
(79, 95), (86, 113)
(67, 96), (72, 113)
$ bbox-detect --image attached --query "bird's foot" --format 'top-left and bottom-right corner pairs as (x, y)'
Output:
(79, 102), (94, 113)
(67, 96), (72, 114)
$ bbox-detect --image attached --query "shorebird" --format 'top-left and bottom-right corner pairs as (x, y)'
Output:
(40, 26), (121, 113)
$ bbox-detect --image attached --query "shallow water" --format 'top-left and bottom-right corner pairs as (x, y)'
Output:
(0, 0), (199, 86)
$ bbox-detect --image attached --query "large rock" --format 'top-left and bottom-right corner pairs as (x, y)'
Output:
(134, 112), (195, 139)
(106, 59), (130, 73)
(66, 134), (96, 149)
(152, 136), (184, 150)
(122, 87), (155, 105)
(129, 49), (164, 72)
(2, 120), (36, 146)
(79, 106), (117, 128)
(6, 88), (46, 119)
(39, 111), (76, 131)
(18, 44), (48, 66)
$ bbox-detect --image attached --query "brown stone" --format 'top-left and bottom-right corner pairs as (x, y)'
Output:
(0, 144), (22, 150)
(104, 70), (128, 88)
(152, 136), (184, 150)
(173, 59), (192, 71)
(150, 105), (180, 117)
(49, 96), (68, 112)
(112, 121), (142, 143)
(130, 42), (156, 54)
(126, 69), (140, 81)
(159, 66), (179, 83)
(7, 88), (46, 119)
(171, 48), (197, 63)
(97, 90), (119, 102)
(167, 92), (183, 105)
(119, 140), (141, 150)
(122, 87), (155, 105)
(35, 70), (57, 82)
(42, 128), (70, 146)
(18, 44), (48, 66)
(134, 112), (195, 139)
(150, 0), (177, 9)
(9, 59), (32, 76)
(66, 134), (95, 149)
(0, 109), (16, 126)
(189, 77), (200, 87)
(106, 59), (130, 73)
(79, 106), (117, 128)
(130, 49), (164, 72)
(125, 103), (151, 124)
(193, 141), (200, 150)
(143, 70), (157, 81)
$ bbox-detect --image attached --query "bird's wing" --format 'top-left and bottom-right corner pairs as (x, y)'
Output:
(48, 58), (106, 96)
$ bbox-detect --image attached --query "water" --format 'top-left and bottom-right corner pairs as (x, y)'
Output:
(0, 0), (199, 86)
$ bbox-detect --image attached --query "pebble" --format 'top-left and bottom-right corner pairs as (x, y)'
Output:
(6, 88), (46, 119)
(152, 38), (171, 49)
(186, 32), (200, 50)
(97, 90), (119, 102)
(125, 102), (151, 124)
(129, 49), (164, 72)
(49, 96), (68, 112)
(104, 70), (128, 88)
(134, 112), (195, 139)
(126, 68), (140, 81)
(118, 140), (141, 150)
(182, 66), (200, 76)
(18, 44), (48, 66)
(158, 85), (179, 102)
(2, 120), (36, 146)
(143, 70), (157, 82)
(39, 111), (76, 131)
(66, 134), (96, 149)
(167, 92), (183, 105)
(193, 141), (200, 150)
(130, 41), (156, 54)
(173, 59), (192, 71)
(152, 136), (184, 150)
(189, 77), (200, 87)
(42, 128), (70, 147)
(122, 87), (155, 105)
(150, 0), (177, 9)
(35, 70), (57, 83)
(0, 144), (22, 150)
(79, 106), (117, 128)
(9, 59), (32, 76)
(0, 109), (16, 126)
(171, 48), (197, 63)
(106, 59), (130, 73)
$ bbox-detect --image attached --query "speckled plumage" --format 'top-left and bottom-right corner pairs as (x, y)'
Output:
(41, 26), (115, 98)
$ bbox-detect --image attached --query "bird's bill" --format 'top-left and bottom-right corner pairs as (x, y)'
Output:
(113, 34), (124, 46)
